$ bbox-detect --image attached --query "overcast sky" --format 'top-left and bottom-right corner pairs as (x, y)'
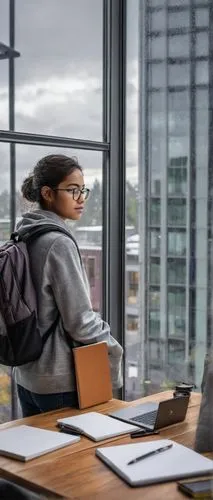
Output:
(0, 0), (139, 191)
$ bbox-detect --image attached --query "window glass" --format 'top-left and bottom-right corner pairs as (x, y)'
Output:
(149, 36), (166, 59)
(0, 0), (9, 44)
(168, 288), (186, 337)
(194, 0), (209, 3)
(196, 60), (208, 85)
(15, 0), (103, 140)
(196, 89), (208, 171)
(149, 311), (161, 337)
(168, 230), (186, 256)
(168, 340), (185, 362)
(127, 271), (139, 305)
(168, 10), (190, 29)
(169, 35), (190, 57)
(150, 10), (166, 31)
(169, 90), (189, 111)
(87, 257), (96, 287)
(149, 288), (161, 311)
(150, 259), (160, 284)
(195, 8), (209, 27)
(194, 0), (209, 2)
(168, 0), (189, 5)
(168, 199), (186, 226)
(149, 63), (166, 87)
(0, 143), (11, 423)
(169, 63), (190, 86)
(150, 199), (161, 225)
(168, 167), (187, 196)
(195, 32), (209, 57)
(127, 316), (138, 331)
(148, 0), (166, 6)
(0, 0), (10, 130)
(0, 60), (8, 130)
(149, 340), (161, 363)
(150, 230), (161, 256)
(167, 259), (186, 284)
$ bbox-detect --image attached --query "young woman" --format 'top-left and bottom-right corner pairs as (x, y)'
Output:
(15, 154), (123, 417)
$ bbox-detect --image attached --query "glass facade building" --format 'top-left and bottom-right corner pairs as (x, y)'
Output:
(125, 0), (213, 399)
(0, 0), (213, 419)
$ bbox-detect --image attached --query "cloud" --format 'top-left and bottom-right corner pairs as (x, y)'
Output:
(0, 0), (140, 191)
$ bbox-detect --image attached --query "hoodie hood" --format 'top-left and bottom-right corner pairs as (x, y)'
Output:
(16, 209), (70, 239)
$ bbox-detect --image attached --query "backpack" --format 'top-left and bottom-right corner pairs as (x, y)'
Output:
(0, 223), (81, 366)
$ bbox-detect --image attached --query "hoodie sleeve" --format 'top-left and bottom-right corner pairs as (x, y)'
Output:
(45, 235), (123, 389)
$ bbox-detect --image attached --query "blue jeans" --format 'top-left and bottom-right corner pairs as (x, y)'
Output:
(17, 384), (78, 417)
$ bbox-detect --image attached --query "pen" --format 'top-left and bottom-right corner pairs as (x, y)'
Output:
(58, 424), (82, 436)
(127, 443), (173, 465)
(131, 430), (159, 438)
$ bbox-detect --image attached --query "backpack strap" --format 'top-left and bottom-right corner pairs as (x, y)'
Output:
(11, 224), (82, 264)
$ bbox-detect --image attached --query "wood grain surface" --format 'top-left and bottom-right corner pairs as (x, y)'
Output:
(0, 391), (202, 499)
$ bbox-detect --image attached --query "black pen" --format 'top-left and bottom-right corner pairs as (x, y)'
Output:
(131, 430), (159, 438)
(58, 425), (82, 436)
(127, 443), (173, 465)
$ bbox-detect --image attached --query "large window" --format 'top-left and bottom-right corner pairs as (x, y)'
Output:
(150, 259), (160, 284)
(0, 0), (106, 421)
(127, 271), (139, 305)
(15, 0), (103, 140)
(150, 199), (161, 225)
(167, 259), (186, 285)
(167, 199), (186, 226)
(168, 168), (187, 196)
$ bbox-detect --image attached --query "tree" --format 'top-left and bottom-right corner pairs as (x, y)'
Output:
(126, 181), (138, 230)
(0, 179), (139, 231)
(77, 179), (102, 227)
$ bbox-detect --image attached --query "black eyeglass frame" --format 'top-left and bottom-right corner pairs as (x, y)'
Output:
(53, 187), (90, 201)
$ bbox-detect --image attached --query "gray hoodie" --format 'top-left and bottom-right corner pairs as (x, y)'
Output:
(14, 209), (123, 394)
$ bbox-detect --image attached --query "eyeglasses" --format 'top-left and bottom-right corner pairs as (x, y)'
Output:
(53, 187), (90, 201)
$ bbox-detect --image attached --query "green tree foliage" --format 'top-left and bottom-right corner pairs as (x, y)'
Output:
(126, 181), (138, 230)
(77, 179), (138, 229)
(0, 180), (138, 230)
(78, 179), (102, 226)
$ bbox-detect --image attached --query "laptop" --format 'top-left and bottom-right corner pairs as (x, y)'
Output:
(108, 395), (189, 431)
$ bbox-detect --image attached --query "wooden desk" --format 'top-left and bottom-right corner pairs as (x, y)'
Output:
(0, 391), (202, 499)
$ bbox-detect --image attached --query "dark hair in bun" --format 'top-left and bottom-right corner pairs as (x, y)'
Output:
(21, 154), (82, 208)
(21, 174), (38, 202)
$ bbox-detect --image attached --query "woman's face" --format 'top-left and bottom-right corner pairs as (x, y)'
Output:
(42, 169), (89, 220)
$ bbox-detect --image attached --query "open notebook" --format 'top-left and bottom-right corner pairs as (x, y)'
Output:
(0, 425), (80, 461)
(96, 439), (213, 487)
(57, 412), (139, 441)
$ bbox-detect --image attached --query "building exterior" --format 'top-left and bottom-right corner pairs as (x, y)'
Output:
(135, 0), (212, 394)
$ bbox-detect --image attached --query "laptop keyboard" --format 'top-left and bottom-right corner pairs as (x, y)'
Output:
(131, 410), (157, 426)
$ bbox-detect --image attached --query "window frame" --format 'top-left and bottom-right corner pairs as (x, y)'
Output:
(0, 0), (127, 417)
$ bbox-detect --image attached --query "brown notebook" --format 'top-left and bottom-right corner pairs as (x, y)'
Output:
(73, 342), (113, 409)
